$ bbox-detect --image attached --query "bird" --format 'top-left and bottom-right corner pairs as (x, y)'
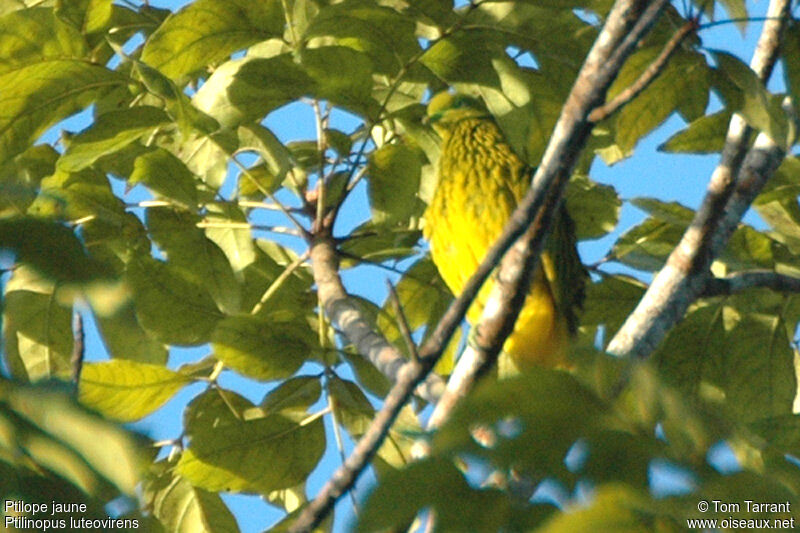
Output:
(422, 91), (585, 373)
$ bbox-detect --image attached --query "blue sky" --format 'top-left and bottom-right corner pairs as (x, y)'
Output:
(17, 0), (793, 530)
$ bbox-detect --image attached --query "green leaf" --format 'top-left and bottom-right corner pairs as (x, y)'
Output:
(612, 217), (684, 271)
(144, 463), (240, 533)
(714, 51), (789, 146)
(564, 174), (621, 240)
(129, 148), (199, 208)
(434, 368), (606, 473)
(421, 32), (502, 88)
(655, 302), (796, 422)
(339, 221), (421, 266)
(716, 0), (748, 34)
(330, 376), (419, 474)
(94, 303), (167, 365)
(304, 1), (421, 76)
(141, 0), (284, 82)
(368, 143), (424, 224)
(236, 123), (292, 194)
(0, 60), (125, 164)
(0, 378), (148, 497)
(659, 110), (731, 153)
(0, 216), (108, 283)
(340, 347), (391, 398)
(300, 46), (377, 115)
(202, 202), (257, 273)
(358, 457), (548, 532)
(536, 484), (656, 532)
(258, 376), (322, 420)
(193, 54), (314, 128)
(239, 242), (314, 317)
(79, 360), (191, 422)
(612, 48), (709, 154)
(126, 255), (223, 346)
(0, 144), (58, 216)
(3, 267), (73, 381)
(783, 22), (800, 107)
(582, 274), (646, 342)
(147, 206), (241, 315)
(55, 0), (113, 35)
(58, 106), (170, 172)
(29, 167), (127, 227)
(169, 130), (237, 190)
(0, 7), (87, 75)
(754, 157), (800, 253)
(176, 389), (325, 493)
(465, 2), (596, 70)
(211, 315), (313, 381)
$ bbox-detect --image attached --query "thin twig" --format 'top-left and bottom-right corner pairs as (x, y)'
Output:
(251, 250), (310, 315)
(386, 281), (420, 361)
(703, 271), (800, 296)
(70, 311), (84, 384)
(231, 156), (310, 239)
(325, 376), (360, 516)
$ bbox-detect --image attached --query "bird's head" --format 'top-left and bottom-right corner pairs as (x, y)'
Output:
(425, 92), (490, 136)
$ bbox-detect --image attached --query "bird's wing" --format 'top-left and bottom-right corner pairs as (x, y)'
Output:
(544, 203), (586, 334)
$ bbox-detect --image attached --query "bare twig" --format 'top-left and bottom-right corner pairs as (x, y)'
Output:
(703, 271), (800, 296)
(251, 250), (310, 315)
(385, 281), (420, 362)
(607, 0), (791, 359)
(291, 0), (674, 528)
(70, 311), (84, 384)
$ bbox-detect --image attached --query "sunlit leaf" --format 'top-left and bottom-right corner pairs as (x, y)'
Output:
(0, 7), (87, 75)
(659, 110), (732, 153)
(0, 378), (148, 496)
(79, 360), (191, 422)
(126, 255), (223, 346)
(211, 315), (313, 381)
(368, 143), (424, 224)
(58, 106), (170, 172)
(144, 463), (240, 533)
(564, 174), (620, 240)
(3, 267), (73, 381)
(177, 389), (325, 493)
(147, 206), (241, 315)
(0, 60), (125, 164)
(141, 0), (284, 82)
(0, 216), (107, 283)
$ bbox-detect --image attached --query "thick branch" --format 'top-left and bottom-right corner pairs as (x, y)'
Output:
(309, 234), (445, 403)
(607, 0), (791, 359)
(703, 270), (800, 296)
(291, 0), (674, 529)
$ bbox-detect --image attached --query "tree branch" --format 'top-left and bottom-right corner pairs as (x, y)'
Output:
(309, 233), (445, 404)
(607, 0), (791, 359)
(291, 0), (675, 529)
(703, 270), (800, 296)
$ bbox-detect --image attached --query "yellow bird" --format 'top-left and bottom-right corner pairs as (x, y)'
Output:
(423, 92), (585, 372)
